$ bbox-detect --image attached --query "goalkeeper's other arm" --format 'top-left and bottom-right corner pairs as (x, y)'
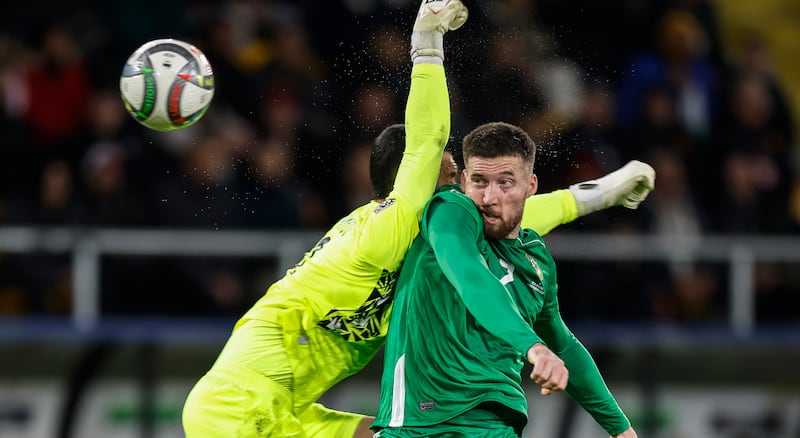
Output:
(521, 160), (655, 235)
(569, 160), (656, 216)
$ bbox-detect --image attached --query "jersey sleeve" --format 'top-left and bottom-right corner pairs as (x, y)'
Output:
(358, 63), (450, 268)
(521, 189), (579, 235)
(356, 198), (422, 270)
(424, 195), (543, 356)
(533, 263), (631, 435)
(388, 63), (451, 216)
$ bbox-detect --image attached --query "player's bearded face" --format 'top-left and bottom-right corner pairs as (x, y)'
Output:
(462, 155), (537, 240)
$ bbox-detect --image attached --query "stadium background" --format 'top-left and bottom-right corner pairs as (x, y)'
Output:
(1, 0), (799, 437)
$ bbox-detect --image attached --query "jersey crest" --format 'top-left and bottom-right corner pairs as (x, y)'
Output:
(526, 253), (544, 282)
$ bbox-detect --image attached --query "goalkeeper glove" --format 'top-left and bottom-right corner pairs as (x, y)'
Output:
(569, 160), (656, 216)
(411, 0), (469, 64)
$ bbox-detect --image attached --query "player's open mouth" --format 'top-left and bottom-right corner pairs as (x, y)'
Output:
(481, 212), (499, 224)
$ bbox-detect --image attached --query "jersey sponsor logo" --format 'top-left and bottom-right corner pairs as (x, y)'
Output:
(373, 198), (396, 214)
(319, 269), (399, 341)
(528, 280), (545, 295)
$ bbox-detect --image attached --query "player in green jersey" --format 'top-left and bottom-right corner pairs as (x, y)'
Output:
(373, 122), (638, 438)
(182, 1), (652, 436)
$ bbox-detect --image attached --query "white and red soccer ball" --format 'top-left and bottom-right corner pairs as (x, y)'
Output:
(120, 38), (215, 131)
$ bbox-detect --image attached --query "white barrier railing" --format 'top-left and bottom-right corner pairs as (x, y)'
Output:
(1, 227), (799, 336)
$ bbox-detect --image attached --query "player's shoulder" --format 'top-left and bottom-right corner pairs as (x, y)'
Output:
(352, 196), (416, 219)
(372, 198), (398, 215)
(421, 185), (479, 235)
(517, 228), (551, 256)
(519, 227), (545, 243)
(330, 202), (394, 236)
(345, 198), (420, 262)
(430, 184), (471, 207)
(424, 185), (477, 222)
(352, 196), (420, 239)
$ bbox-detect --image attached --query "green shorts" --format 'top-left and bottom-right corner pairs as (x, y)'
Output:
(376, 422), (518, 438)
(375, 408), (521, 438)
(182, 309), (376, 437)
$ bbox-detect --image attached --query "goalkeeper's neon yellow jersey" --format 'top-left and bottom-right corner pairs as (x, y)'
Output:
(240, 64), (451, 342)
(243, 195), (423, 342)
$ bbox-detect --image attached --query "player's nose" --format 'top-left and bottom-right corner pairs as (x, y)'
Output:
(482, 183), (500, 205)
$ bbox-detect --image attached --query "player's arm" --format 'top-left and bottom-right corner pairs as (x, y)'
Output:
(389, 63), (451, 215)
(522, 160), (656, 235)
(425, 198), (543, 355)
(533, 281), (632, 436)
(358, 11), (456, 269)
(390, 0), (467, 217)
(358, 64), (450, 268)
(522, 189), (579, 236)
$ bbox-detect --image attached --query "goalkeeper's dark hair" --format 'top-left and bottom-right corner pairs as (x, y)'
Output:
(371, 124), (406, 199)
(462, 121), (536, 172)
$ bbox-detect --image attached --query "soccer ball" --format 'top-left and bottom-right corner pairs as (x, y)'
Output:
(119, 38), (215, 131)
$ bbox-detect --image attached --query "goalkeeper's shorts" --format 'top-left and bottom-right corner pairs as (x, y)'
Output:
(182, 312), (367, 437)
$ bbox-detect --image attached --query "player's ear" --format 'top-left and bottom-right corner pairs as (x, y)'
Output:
(460, 168), (467, 187)
(528, 173), (538, 196)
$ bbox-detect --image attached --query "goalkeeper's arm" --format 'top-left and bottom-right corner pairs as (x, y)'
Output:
(522, 160), (656, 235)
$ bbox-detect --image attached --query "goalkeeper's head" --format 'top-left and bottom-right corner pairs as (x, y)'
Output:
(371, 124), (458, 199)
(372, 124), (406, 199)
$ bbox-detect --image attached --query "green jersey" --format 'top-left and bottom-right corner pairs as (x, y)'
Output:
(373, 186), (630, 436)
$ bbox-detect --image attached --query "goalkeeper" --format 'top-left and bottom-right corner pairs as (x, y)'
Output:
(181, 1), (654, 437)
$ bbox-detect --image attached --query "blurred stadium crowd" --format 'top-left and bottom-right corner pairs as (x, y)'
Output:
(0, 1), (798, 322)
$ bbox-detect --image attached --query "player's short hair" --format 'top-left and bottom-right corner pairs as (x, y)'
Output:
(372, 124), (406, 198)
(462, 122), (536, 172)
